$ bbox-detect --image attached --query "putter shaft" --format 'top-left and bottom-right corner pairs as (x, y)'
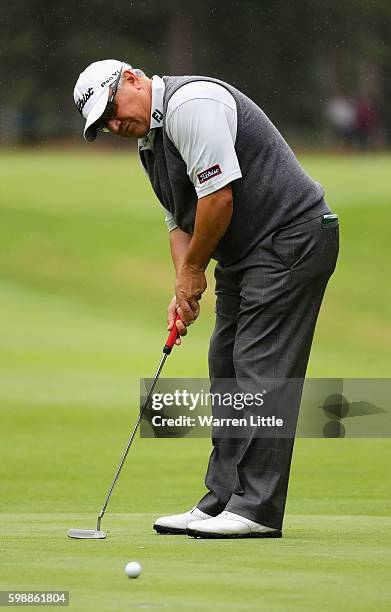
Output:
(96, 351), (169, 532)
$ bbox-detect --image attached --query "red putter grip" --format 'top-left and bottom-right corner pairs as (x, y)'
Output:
(163, 314), (181, 354)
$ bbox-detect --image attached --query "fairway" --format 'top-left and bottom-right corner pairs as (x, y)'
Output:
(1, 150), (390, 610)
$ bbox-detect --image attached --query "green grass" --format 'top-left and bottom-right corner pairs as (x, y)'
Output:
(0, 150), (390, 611)
(1, 513), (390, 611)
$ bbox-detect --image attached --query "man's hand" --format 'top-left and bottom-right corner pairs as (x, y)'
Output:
(175, 263), (207, 326)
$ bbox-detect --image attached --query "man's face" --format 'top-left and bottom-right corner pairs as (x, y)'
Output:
(105, 70), (152, 138)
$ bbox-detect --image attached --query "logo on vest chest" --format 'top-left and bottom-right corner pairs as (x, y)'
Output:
(197, 164), (222, 184)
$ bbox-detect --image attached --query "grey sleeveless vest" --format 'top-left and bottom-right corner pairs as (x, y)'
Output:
(139, 75), (330, 265)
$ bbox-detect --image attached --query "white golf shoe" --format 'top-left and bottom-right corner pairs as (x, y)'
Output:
(153, 506), (213, 534)
(187, 511), (282, 539)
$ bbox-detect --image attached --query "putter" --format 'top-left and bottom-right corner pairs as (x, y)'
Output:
(68, 314), (181, 539)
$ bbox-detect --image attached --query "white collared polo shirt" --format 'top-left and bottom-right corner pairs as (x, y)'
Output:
(139, 76), (242, 232)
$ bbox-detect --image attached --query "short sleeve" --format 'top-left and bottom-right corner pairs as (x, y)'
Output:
(163, 207), (178, 231)
(166, 94), (242, 198)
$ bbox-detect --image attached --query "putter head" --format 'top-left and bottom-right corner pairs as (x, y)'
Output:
(67, 529), (107, 539)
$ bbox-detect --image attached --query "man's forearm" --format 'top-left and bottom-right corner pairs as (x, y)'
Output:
(169, 184), (233, 274)
(169, 228), (192, 274)
(169, 185), (233, 325)
(183, 185), (233, 271)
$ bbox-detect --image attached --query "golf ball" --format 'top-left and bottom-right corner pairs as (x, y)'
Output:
(125, 561), (141, 579)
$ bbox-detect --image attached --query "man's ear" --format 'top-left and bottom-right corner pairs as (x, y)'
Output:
(122, 69), (140, 88)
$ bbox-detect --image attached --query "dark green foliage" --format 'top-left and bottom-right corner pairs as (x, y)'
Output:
(1, 1), (391, 138)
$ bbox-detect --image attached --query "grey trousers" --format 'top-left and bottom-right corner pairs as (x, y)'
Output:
(197, 214), (339, 530)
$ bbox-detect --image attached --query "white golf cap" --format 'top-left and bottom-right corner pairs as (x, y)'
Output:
(73, 59), (124, 142)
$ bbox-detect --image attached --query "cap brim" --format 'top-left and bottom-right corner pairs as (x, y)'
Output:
(83, 89), (110, 142)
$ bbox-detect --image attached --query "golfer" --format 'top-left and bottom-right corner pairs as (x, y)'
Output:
(74, 60), (339, 538)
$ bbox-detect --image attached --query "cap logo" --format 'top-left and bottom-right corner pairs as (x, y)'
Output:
(76, 87), (94, 115)
(100, 69), (121, 88)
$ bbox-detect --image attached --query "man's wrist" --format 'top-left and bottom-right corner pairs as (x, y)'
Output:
(182, 258), (208, 273)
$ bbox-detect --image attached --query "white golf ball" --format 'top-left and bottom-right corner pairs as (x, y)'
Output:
(125, 561), (141, 579)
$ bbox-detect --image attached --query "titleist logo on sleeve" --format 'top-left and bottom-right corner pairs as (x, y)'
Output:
(197, 164), (222, 184)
